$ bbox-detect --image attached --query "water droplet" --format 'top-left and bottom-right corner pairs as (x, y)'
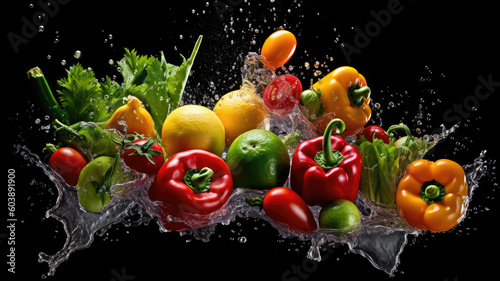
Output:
(61, 60), (66, 65)
(35, 118), (41, 124)
(39, 25), (45, 32)
(74, 50), (81, 59)
(46, 55), (51, 60)
(238, 236), (247, 243)
(108, 59), (114, 65)
(179, 35), (183, 39)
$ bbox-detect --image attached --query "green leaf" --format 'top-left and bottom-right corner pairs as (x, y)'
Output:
(355, 136), (399, 205)
(140, 35), (203, 134)
(53, 119), (119, 158)
(117, 48), (155, 88)
(57, 64), (108, 123)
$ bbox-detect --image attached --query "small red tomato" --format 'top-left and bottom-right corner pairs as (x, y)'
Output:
(49, 147), (87, 186)
(123, 138), (164, 175)
(263, 187), (317, 232)
(261, 30), (297, 70)
(357, 125), (390, 144)
(263, 74), (303, 115)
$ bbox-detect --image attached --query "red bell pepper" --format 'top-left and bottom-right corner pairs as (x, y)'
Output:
(291, 119), (362, 206)
(148, 149), (233, 231)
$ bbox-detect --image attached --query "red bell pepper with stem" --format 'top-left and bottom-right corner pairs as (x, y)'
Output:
(291, 119), (363, 206)
(148, 149), (233, 231)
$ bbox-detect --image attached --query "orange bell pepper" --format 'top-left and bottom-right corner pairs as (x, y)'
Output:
(396, 159), (468, 232)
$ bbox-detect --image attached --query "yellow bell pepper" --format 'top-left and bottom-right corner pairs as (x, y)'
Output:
(396, 159), (468, 232)
(300, 66), (371, 136)
(106, 96), (157, 138)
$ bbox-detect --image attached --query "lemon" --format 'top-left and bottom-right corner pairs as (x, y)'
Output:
(213, 85), (270, 145)
(162, 104), (225, 157)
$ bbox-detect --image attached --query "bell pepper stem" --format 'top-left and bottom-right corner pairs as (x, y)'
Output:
(314, 119), (346, 170)
(184, 167), (213, 193)
(424, 185), (440, 199)
(299, 89), (323, 121)
(347, 85), (371, 106)
(419, 180), (446, 204)
(386, 123), (412, 138)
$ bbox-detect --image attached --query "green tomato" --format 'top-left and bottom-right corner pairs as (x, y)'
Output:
(77, 156), (131, 213)
(319, 199), (361, 234)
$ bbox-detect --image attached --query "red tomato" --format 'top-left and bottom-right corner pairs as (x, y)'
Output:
(49, 147), (87, 186)
(356, 125), (390, 144)
(263, 74), (303, 115)
(261, 30), (297, 70)
(123, 138), (164, 175)
(263, 187), (317, 232)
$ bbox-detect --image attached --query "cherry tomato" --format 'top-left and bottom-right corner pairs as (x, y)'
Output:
(122, 138), (164, 175)
(263, 187), (317, 232)
(263, 74), (303, 115)
(261, 30), (297, 69)
(356, 125), (390, 144)
(49, 147), (87, 186)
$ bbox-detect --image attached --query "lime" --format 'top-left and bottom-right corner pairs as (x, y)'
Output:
(225, 129), (290, 189)
(319, 199), (361, 233)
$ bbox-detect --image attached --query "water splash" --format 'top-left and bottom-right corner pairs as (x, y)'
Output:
(15, 52), (492, 277)
(14, 141), (490, 276)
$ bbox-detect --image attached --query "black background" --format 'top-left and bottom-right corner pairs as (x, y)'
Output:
(5, 0), (499, 280)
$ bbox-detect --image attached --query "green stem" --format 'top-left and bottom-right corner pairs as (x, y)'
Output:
(386, 123), (412, 139)
(347, 85), (371, 106)
(419, 180), (446, 204)
(424, 185), (440, 199)
(299, 89), (323, 121)
(314, 119), (346, 170)
(184, 167), (213, 193)
(27, 67), (68, 123)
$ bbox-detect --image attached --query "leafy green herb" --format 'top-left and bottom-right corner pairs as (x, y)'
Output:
(354, 134), (436, 205)
(356, 136), (399, 205)
(57, 64), (110, 123)
(52, 119), (119, 158)
(29, 35), (202, 159)
(139, 35), (202, 134)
